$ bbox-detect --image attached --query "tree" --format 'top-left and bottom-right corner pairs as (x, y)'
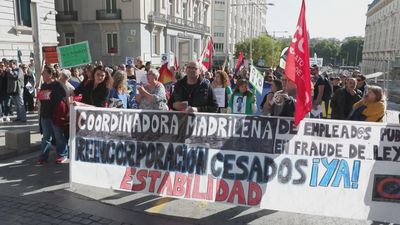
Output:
(339, 37), (364, 66)
(309, 38), (341, 66)
(234, 35), (284, 67)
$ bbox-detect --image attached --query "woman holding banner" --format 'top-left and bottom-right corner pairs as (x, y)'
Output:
(74, 65), (113, 107)
(136, 68), (168, 110)
(228, 79), (256, 115)
(348, 85), (385, 122)
(107, 70), (129, 108)
(211, 70), (232, 113)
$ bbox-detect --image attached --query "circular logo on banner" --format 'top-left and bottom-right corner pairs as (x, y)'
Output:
(126, 59), (133, 65)
(161, 55), (168, 62)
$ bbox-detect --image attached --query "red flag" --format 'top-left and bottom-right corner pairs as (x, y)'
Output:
(200, 37), (213, 70)
(159, 62), (175, 84)
(234, 52), (244, 75)
(285, 0), (311, 126)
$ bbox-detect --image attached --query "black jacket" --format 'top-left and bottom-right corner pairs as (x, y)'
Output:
(331, 88), (362, 120)
(74, 81), (110, 107)
(172, 76), (218, 113)
(39, 81), (66, 119)
(0, 72), (7, 97)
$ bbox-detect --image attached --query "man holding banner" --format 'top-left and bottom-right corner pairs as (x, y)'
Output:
(171, 61), (218, 113)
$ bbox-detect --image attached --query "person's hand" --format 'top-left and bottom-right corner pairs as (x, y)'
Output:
(154, 82), (162, 88)
(137, 85), (145, 93)
(186, 106), (198, 113)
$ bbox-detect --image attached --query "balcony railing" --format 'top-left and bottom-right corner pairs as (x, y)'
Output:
(56, 11), (78, 21)
(148, 12), (168, 24)
(96, 9), (121, 20)
(168, 16), (210, 33)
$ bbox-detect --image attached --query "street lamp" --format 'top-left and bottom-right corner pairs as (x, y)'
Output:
(231, 1), (275, 65)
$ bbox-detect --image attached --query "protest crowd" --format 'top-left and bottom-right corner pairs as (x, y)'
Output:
(0, 55), (387, 164)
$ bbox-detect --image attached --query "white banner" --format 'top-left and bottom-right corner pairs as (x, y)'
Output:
(70, 107), (400, 223)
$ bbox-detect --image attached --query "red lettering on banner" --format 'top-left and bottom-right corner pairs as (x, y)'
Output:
(173, 173), (187, 197)
(248, 182), (262, 206)
(157, 172), (173, 195)
(185, 174), (193, 198)
(192, 175), (203, 199)
(215, 179), (229, 202)
(227, 180), (246, 205)
(133, 169), (148, 192)
(206, 175), (214, 200)
(148, 170), (161, 193)
(120, 167), (136, 190)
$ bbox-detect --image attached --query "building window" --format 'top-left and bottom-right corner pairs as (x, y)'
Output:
(169, 0), (174, 16)
(65, 33), (75, 45)
(183, 2), (187, 19)
(215, 1), (225, 4)
(214, 10), (224, 20)
(170, 36), (176, 53)
(63, 0), (73, 12)
(214, 32), (224, 37)
(106, 32), (118, 54)
(176, 0), (179, 13)
(106, 0), (117, 13)
(213, 43), (224, 52)
(152, 32), (160, 55)
(16, 0), (31, 27)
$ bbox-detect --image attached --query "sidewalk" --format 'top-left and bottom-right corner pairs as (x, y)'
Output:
(0, 113), (42, 160)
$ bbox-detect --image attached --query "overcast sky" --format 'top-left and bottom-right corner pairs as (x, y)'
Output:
(265, 0), (371, 40)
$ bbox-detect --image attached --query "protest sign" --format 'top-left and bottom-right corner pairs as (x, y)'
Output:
(136, 70), (148, 85)
(126, 57), (134, 66)
(214, 88), (226, 108)
(70, 107), (400, 224)
(42, 46), (58, 64)
(249, 66), (264, 94)
(57, 41), (92, 68)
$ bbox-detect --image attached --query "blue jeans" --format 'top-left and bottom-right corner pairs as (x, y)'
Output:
(0, 96), (11, 117)
(11, 88), (26, 121)
(39, 118), (68, 160)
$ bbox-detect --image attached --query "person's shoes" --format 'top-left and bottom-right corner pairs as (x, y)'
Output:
(55, 157), (69, 164)
(37, 159), (46, 165)
(0, 117), (4, 123)
(5, 116), (11, 122)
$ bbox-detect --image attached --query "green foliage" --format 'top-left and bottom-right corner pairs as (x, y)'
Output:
(309, 38), (341, 65)
(338, 37), (364, 66)
(234, 35), (285, 67)
(234, 35), (364, 67)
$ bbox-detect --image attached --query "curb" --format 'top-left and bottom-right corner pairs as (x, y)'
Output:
(0, 143), (41, 161)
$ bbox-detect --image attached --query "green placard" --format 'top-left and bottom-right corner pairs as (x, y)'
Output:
(57, 41), (92, 68)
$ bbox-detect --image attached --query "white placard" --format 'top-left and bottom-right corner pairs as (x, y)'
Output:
(135, 70), (148, 85)
(232, 95), (247, 114)
(249, 66), (264, 94)
(214, 88), (226, 108)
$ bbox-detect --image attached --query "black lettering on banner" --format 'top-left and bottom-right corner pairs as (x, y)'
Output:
(293, 159), (307, 185)
(278, 158), (292, 184)
(236, 156), (249, 180)
(263, 157), (277, 183)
